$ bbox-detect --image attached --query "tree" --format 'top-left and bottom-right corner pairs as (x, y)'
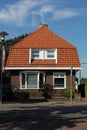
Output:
(80, 78), (87, 84)
(0, 33), (28, 55)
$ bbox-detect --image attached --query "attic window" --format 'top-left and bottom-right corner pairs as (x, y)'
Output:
(45, 49), (55, 59)
(32, 49), (40, 59)
(31, 49), (57, 60)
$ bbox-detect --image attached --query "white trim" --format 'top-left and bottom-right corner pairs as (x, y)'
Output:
(37, 73), (39, 89)
(20, 71), (46, 89)
(20, 71), (39, 89)
(53, 72), (66, 89)
(32, 49), (42, 59)
(5, 67), (81, 70)
(55, 48), (57, 64)
(31, 49), (57, 60)
(29, 48), (31, 64)
(44, 49), (56, 59)
(42, 49), (44, 60)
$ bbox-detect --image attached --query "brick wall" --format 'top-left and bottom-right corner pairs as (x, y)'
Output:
(10, 70), (76, 97)
(11, 71), (20, 89)
(11, 75), (20, 89)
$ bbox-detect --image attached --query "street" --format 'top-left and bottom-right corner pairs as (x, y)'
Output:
(0, 101), (87, 130)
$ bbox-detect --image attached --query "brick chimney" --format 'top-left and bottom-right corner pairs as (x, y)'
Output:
(39, 24), (48, 28)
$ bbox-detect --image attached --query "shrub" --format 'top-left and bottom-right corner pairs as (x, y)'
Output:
(13, 90), (30, 101)
(62, 88), (76, 99)
(40, 83), (53, 99)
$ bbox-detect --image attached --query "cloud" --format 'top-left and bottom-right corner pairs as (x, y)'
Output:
(0, 0), (41, 26)
(32, 12), (45, 26)
(40, 4), (55, 14)
(0, 0), (84, 27)
(53, 9), (80, 20)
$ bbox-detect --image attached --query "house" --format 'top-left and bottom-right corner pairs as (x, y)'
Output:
(5, 24), (81, 97)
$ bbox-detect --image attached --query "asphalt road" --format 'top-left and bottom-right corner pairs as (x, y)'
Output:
(0, 101), (87, 130)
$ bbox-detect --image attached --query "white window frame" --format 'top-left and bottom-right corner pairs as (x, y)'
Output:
(53, 72), (66, 89)
(20, 71), (46, 89)
(44, 49), (56, 59)
(31, 49), (57, 60)
(20, 71), (39, 89)
(32, 49), (41, 59)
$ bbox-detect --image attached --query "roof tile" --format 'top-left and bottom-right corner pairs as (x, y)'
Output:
(5, 25), (80, 68)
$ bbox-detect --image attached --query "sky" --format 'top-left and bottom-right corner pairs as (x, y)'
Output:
(0, 0), (87, 77)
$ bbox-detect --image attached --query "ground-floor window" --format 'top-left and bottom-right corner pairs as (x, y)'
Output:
(53, 72), (66, 89)
(27, 73), (38, 88)
(20, 71), (45, 89)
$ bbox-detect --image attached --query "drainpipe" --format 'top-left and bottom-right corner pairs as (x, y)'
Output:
(70, 66), (73, 104)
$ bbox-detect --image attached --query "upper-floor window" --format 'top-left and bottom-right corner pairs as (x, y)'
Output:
(32, 49), (40, 59)
(31, 49), (56, 60)
(45, 49), (55, 59)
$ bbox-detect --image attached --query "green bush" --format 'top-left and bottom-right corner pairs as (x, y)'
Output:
(62, 88), (76, 99)
(40, 83), (53, 99)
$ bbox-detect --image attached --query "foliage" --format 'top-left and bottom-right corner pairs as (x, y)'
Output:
(62, 88), (76, 99)
(40, 83), (53, 99)
(80, 78), (87, 84)
(0, 33), (28, 55)
(13, 90), (30, 101)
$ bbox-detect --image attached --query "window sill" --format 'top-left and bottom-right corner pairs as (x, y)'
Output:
(20, 88), (39, 89)
(53, 88), (65, 89)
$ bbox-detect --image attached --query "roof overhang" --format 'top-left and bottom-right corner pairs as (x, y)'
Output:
(5, 67), (81, 71)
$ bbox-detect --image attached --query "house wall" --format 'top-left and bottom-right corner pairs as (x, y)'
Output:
(10, 70), (76, 98)
(11, 71), (20, 89)
(46, 70), (76, 97)
(11, 75), (20, 89)
(46, 70), (76, 87)
(46, 71), (53, 85)
(66, 70), (76, 87)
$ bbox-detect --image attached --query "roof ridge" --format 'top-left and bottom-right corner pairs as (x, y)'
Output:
(31, 25), (76, 48)
(11, 24), (76, 49)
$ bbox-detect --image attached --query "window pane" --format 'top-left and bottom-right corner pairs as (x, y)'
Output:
(27, 73), (37, 88)
(22, 73), (25, 88)
(32, 50), (39, 58)
(47, 50), (54, 58)
(54, 78), (64, 88)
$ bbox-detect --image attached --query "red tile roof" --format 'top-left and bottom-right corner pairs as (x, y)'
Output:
(5, 25), (80, 68)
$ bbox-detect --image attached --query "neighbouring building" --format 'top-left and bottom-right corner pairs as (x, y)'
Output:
(5, 24), (81, 97)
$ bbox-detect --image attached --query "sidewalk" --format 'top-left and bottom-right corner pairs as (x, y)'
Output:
(0, 98), (87, 110)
